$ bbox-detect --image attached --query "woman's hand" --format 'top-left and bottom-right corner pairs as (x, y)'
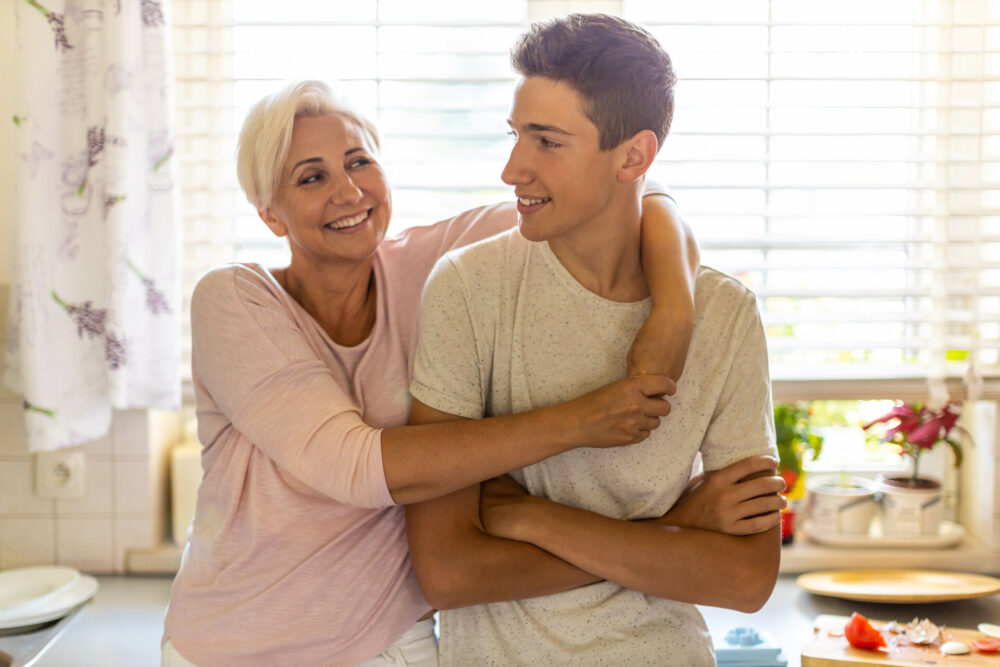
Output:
(560, 375), (675, 449)
(627, 305), (694, 380)
(656, 456), (787, 535)
(480, 474), (533, 541)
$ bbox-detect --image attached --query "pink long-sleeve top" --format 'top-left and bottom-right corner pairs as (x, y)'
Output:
(162, 203), (515, 667)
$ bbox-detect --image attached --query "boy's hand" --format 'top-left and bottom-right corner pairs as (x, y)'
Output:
(653, 456), (786, 535)
(480, 474), (532, 541)
(626, 305), (693, 381)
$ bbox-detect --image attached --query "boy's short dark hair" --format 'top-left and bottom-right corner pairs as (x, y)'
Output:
(510, 13), (676, 152)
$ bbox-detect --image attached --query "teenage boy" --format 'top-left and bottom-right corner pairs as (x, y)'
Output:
(406, 14), (782, 665)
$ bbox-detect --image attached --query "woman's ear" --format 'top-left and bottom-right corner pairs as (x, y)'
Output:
(258, 207), (288, 238)
(617, 129), (658, 184)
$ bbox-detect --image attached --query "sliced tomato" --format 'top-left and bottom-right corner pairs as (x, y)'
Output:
(972, 637), (1000, 653)
(844, 612), (887, 650)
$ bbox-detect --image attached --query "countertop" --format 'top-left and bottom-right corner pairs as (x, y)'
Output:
(2, 573), (999, 666)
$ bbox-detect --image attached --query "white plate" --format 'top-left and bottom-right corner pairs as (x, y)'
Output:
(0, 575), (98, 630)
(0, 566), (79, 617)
(800, 518), (965, 548)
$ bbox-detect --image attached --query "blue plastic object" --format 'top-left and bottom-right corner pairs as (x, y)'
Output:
(714, 626), (788, 667)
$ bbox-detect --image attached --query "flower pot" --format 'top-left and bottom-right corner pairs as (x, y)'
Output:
(876, 473), (942, 537)
(805, 475), (877, 536)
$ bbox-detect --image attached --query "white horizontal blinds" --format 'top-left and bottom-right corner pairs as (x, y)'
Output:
(627, 0), (1000, 382)
(170, 0), (528, 382)
(172, 0), (237, 381)
(228, 0), (527, 269)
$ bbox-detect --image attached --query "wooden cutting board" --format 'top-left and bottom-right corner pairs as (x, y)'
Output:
(802, 614), (1000, 666)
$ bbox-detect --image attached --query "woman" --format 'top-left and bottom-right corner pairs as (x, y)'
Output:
(161, 80), (769, 666)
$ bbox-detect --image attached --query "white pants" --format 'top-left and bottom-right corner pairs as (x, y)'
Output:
(161, 640), (197, 667)
(355, 618), (438, 666)
(161, 618), (438, 667)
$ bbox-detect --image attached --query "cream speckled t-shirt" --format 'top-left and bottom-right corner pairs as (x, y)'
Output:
(411, 229), (776, 666)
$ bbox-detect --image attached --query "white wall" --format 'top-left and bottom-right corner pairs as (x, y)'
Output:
(1, 6), (15, 285)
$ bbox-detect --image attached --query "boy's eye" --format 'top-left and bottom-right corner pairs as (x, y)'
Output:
(540, 137), (561, 148)
(507, 130), (517, 141)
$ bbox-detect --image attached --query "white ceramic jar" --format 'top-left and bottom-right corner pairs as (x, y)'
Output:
(805, 475), (877, 536)
(875, 473), (942, 537)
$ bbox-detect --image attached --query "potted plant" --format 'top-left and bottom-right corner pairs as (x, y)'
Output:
(862, 401), (971, 536)
(774, 402), (823, 543)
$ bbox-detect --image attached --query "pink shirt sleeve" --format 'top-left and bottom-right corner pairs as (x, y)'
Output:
(191, 265), (394, 508)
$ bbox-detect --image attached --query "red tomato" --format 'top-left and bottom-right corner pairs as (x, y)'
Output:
(972, 637), (1000, 653)
(844, 612), (887, 650)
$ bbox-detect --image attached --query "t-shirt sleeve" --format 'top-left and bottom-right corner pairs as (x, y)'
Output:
(390, 202), (517, 265)
(642, 178), (674, 201)
(409, 255), (489, 419)
(699, 294), (777, 471)
(191, 266), (393, 508)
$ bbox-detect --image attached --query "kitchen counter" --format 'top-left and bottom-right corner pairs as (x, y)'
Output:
(0, 575), (174, 667)
(1, 573), (998, 666)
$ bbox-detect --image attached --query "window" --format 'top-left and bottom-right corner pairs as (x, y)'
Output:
(628, 0), (1000, 387)
(172, 0), (525, 385)
(172, 0), (1000, 393)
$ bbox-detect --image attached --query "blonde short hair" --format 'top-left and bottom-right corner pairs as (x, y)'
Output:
(236, 80), (381, 210)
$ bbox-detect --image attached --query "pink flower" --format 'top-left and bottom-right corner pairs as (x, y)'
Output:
(863, 401), (969, 483)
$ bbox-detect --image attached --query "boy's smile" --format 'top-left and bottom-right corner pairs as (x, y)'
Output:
(502, 76), (621, 245)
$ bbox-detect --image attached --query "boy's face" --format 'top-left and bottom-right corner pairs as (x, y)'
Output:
(502, 76), (620, 243)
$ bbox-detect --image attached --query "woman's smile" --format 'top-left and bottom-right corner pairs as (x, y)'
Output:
(326, 208), (372, 232)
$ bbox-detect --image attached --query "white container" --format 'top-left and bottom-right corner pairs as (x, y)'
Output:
(171, 440), (203, 545)
(806, 475), (877, 536)
(876, 473), (942, 537)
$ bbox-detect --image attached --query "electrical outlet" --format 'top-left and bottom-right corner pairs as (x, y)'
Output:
(34, 447), (86, 499)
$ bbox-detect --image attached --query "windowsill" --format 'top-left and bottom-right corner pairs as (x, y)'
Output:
(772, 376), (1000, 402)
(779, 530), (998, 573)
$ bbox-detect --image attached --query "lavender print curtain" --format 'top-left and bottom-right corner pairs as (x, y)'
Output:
(6, 0), (180, 451)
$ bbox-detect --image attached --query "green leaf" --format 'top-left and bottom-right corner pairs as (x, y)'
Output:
(945, 439), (963, 467)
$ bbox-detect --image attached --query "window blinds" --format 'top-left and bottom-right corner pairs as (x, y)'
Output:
(629, 0), (1000, 385)
(172, 0), (1000, 389)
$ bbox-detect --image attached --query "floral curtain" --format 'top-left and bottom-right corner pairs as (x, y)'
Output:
(6, 0), (181, 451)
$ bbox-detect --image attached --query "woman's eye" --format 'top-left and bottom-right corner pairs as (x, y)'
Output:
(348, 157), (372, 169)
(298, 173), (321, 185)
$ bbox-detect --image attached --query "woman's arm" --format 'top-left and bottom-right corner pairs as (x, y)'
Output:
(193, 266), (674, 509)
(630, 192), (700, 380)
(382, 374), (673, 505)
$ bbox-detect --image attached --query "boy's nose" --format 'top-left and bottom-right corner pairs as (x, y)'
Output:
(501, 143), (530, 186)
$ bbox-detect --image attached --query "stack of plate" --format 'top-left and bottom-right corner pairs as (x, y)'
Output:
(0, 566), (99, 630)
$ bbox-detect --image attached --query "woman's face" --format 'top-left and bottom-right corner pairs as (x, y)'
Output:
(261, 114), (391, 268)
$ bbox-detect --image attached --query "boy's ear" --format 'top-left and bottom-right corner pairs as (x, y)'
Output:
(616, 129), (658, 184)
(258, 207), (289, 238)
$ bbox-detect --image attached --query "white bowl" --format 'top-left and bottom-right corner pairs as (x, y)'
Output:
(0, 566), (80, 619)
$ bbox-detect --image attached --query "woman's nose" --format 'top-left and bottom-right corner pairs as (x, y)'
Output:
(331, 173), (363, 205)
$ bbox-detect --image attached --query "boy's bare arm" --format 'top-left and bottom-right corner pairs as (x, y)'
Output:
(481, 483), (781, 613)
(404, 399), (600, 610)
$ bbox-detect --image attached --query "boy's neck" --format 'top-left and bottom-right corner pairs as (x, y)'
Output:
(545, 188), (648, 303)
